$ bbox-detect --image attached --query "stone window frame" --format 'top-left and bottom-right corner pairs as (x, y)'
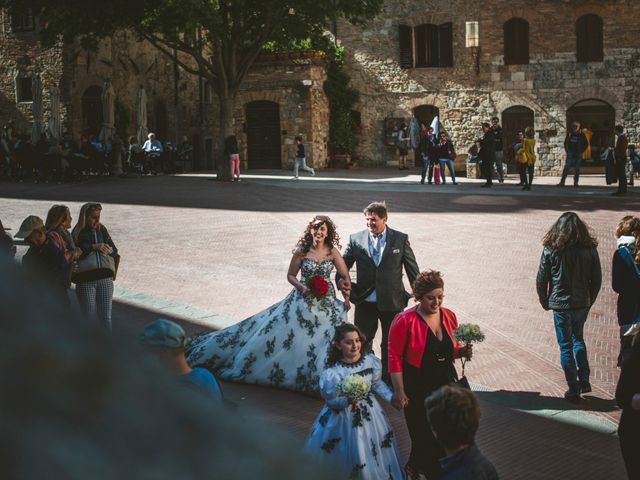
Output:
(15, 74), (34, 103)
(399, 22), (453, 69)
(503, 17), (529, 65)
(576, 14), (603, 63)
(8, 9), (37, 33)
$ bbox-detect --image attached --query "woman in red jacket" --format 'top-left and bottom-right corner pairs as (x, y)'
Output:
(388, 270), (472, 480)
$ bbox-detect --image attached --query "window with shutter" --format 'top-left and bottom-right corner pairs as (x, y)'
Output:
(414, 24), (427, 67)
(438, 23), (453, 67)
(504, 18), (529, 65)
(576, 15), (603, 62)
(399, 25), (414, 68)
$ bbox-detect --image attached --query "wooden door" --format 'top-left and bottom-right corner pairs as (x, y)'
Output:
(246, 101), (281, 169)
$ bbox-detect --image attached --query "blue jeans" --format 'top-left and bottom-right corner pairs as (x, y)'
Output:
(420, 156), (434, 183)
(439, 158), (456, 183)
(560, 151), (582, 185)
(553, 308), (590, 394)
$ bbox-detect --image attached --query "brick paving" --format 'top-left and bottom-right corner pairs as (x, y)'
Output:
(2, 169), (635, 479)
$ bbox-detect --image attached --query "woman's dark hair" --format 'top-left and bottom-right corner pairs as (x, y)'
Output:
(542, 212), (598, 251)
(293, 215), (340, 255)
(425, 385), (481, 450)
(224, 135), (238, 155)
(412, 270), (444, 301)
(325, 323), (368, 367)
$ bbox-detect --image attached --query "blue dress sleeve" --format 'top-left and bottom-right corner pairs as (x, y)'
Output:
(320, 366), (349, 410)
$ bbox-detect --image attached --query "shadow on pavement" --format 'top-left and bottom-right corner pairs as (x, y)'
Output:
(1, 174), (638, 216)
(475, 389), (619, 414)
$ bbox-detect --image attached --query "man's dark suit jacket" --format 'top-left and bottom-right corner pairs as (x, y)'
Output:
(338, 227), (420, 312)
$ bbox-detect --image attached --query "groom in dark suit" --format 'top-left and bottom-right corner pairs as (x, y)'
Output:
(338, 201), (420, 375)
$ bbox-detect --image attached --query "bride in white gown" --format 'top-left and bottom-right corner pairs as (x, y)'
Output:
(186, 216), (351, 395)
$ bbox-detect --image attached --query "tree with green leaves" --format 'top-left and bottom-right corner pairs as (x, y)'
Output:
(1, 0), (382, 179)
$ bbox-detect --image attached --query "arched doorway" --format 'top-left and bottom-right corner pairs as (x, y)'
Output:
(567, 99), (614, 167)
(502, 105), (535, 172)
(246, 101), (281, 169)
(154, 101), (168, 142)
(412, 104), (440, 130)
(81, 85), (103, 137)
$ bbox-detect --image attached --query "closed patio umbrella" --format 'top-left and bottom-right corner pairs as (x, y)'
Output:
(47, 84), (61, 140)
(30, 76), (42, 143)
(99, 80), (115, 143)
(136, 85), (148, 145)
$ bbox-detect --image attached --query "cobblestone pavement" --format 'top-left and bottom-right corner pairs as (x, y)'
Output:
(2, 169), (635, 479)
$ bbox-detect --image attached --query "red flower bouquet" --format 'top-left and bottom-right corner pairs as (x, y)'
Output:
(306, 275), (329, 300)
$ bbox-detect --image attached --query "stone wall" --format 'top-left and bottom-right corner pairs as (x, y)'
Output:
(338, 0), (640, 174)
(1, 15), (214, 169)
(236, 55), (329, 170)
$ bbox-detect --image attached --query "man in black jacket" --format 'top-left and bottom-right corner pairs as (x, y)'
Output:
(490, 117), (504, 183)
(338, 202), (420, 376)
(558, 122), (588, 187)
(479, 123), (495, 187)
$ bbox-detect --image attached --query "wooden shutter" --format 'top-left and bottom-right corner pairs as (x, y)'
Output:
(399, 25), (413, 68)
(438, 22), (453, 67)
(414, 24), (426, 67)
(425, 24), (439, 67)
(577, 15), (603, 62)
(504, 18), (529, 65)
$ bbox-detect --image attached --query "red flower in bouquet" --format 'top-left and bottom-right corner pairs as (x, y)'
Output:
(306, 275), (329, 300)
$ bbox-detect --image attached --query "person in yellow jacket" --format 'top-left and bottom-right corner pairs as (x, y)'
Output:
(516, 127), (537, 190)
(582, 127), (592, 162)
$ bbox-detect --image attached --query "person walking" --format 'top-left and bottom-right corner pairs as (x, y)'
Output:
(437, 132), (457, 185)
(490, 117), (504, 184)
(558, 122), (588, 187)
(613, 125), (629, 196)
(397, 123), (410, 170)
(516, 127), (536, 190)
(479, 123), (495, 188)
(536, 212), (601, 404)
(419, 126), (437, 184)
(292, 136), (315, 179)
(224, 135), (241, 182)
(388, 270), (472, 480)
(338, 201), (420, 378)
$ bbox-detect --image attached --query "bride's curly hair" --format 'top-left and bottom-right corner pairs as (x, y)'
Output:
(325, 323), (369, 367)
(293, 215), (341, 255)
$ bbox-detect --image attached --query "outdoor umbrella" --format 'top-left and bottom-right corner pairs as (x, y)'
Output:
(99, 80), (115, 143)
(30, 76), (42, 143)
(47, 84), (61, 140)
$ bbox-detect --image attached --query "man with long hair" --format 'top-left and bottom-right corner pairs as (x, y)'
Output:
(536, 212), (602, 404)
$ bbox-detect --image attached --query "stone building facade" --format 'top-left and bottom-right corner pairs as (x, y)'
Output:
(0, 11), (329, 172)
(0, 12), (219, 169)
(338, 0), (640, 174)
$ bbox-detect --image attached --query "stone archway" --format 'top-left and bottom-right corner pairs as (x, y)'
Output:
(81, 85), (103, 137)
(245, 100), (281, 169)
(502, 105), (535, 171)
(567, 99), (614, 166)
(412, 104), (440, 130)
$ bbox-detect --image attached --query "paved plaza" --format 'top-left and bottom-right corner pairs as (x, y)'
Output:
(2, 169), (636, 479)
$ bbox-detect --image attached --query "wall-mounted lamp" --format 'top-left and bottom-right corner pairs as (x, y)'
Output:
(465, 21), (480, 75)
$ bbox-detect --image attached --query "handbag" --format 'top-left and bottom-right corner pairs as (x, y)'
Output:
(72, 229), (118, 282)
(448, 361), (471, 390)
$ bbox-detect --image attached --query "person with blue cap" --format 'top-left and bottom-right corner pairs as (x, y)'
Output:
(140, 319), (223, 401)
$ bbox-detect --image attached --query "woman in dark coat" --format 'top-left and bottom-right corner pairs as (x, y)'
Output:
(615, 322), (640, 479)
(612, 216), (640, 365)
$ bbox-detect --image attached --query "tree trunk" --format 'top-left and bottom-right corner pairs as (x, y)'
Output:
(216, 91), (235, 181)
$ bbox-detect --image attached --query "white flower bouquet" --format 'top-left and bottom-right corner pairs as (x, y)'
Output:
(453, 323), (486, 380)
(453, 323), (485, 344)
(336, 374), (370, 402)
